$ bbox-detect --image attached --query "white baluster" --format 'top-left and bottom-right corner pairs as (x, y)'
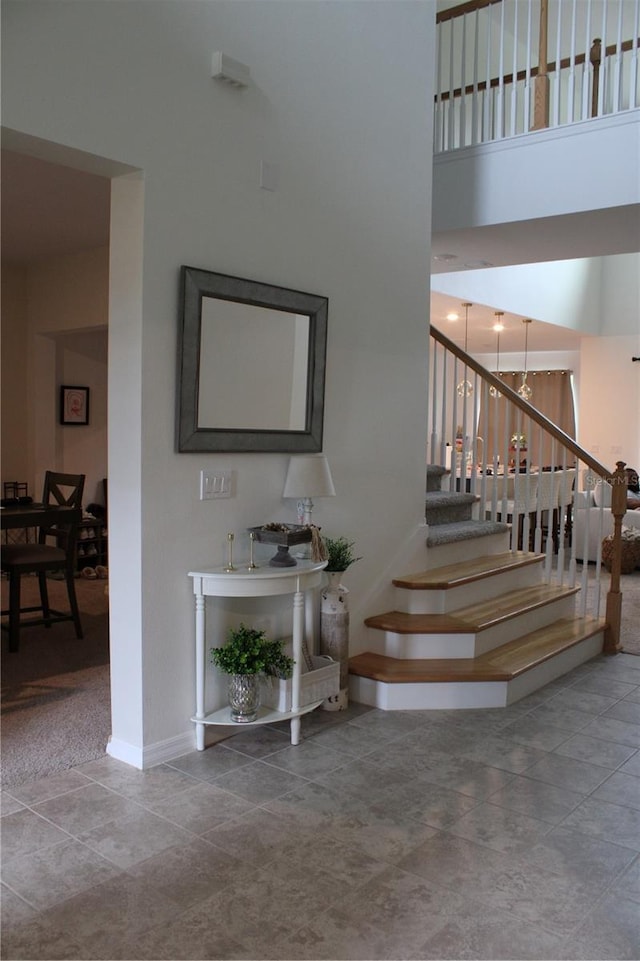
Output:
(524, 0), (533, 126)
(448, 16), (455, 149)
(582, 0), (593, 119)
(553, 0), (563, 127)
(613, 0), (624, 112)
(471, 8), (480, 144)
(460, 11), (467, 147)
(598, 0), (608, 116)
(630, 0), (639, 109)
(510, 0), (519, 136)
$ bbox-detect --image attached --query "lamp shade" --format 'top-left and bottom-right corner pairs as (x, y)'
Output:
(283, 454), (336, 498)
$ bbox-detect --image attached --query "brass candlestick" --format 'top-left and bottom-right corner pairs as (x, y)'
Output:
(247, 531), (258, 570)
(224, 532), (236, 572)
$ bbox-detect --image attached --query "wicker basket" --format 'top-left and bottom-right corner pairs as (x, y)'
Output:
(261, 656), (339, 713)
(601, 534), (640, 573)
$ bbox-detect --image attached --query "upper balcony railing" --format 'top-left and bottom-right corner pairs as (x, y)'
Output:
(435, 0), (640, 152)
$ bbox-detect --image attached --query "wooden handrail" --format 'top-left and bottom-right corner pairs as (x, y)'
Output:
(435, 38), (640, 105)
(436, 0), (500, 25)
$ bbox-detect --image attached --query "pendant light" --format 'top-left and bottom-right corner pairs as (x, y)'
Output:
(517, 318), (533, 401)
(456, 302), (473, 397)
(489, 311), (503, 398)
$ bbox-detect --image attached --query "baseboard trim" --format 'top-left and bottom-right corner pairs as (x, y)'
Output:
(106, 730), (196, 770)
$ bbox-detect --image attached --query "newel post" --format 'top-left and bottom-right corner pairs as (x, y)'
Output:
(531, 0), (550, 130)
(603, 461), (626, 654)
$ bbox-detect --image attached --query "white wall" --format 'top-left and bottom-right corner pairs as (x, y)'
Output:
(579, 335), (640, 470)
(433, 111), (640, 233)
(434, 258), (603, 333)
(29, 248), (109, 503)
(1, 250), (108, 502)
(1, 265), (30, 490)
(600, 252), (640, 337)
(1, 1), (435, 764)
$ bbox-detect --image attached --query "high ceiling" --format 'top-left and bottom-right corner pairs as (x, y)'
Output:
(429, 292), (583, 355)
(1, 148), (630, 357)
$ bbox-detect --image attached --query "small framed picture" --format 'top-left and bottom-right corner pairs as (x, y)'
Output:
(60, 385), (90, 425)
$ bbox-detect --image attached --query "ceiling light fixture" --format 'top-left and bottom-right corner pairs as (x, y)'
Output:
(456, 302), (473, 398)
(490, 312), (503, 398)
(463, 259), (494, 269)
(517, 318), (533, 401)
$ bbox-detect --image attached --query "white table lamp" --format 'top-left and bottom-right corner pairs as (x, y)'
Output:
(283, 454), (336, 525)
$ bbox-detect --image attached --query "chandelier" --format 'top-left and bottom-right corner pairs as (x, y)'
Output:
(517, 318), (533, 401)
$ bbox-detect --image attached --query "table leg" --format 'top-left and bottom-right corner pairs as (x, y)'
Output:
(194, 592), (206, 750)
(290, 584), (304, 746)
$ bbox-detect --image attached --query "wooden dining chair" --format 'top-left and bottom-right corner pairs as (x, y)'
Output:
(1, 471), (85, 652)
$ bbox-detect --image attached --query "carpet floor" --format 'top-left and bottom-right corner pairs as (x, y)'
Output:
(1, 576), (110, 789)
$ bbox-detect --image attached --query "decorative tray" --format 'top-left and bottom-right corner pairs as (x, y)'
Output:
(247, 524), (312, 546)
(247, 524), (312, 567)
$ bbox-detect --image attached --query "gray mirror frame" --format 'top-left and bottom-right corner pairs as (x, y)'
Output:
(176, 266), (328, 453)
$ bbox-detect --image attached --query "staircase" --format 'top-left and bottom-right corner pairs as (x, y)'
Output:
(348, 466), (605, 710)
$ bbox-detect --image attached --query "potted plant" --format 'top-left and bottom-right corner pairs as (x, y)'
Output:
(210, 623), (294, 722)
(323, 536), (361, 573)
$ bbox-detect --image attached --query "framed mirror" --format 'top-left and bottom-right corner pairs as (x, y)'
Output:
(176, 267), (328, 453)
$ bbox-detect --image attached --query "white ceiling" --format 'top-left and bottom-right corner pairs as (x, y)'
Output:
(429, 291), (583, 355)
(1, 148), (631, 357)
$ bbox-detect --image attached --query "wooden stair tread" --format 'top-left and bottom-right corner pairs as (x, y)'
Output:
(364, 583), (580, 634)
(393, 551), (543, 590)
(350, 617), (604, 683)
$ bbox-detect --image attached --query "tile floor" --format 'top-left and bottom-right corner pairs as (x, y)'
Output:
(2, 653), (640, 960)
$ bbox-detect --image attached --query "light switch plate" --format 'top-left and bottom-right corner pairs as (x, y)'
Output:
(200, 470), (234, 499)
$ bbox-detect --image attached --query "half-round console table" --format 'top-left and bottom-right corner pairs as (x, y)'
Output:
(189, 560), (327, 749)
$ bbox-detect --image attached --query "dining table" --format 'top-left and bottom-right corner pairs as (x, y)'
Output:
(1, 502), (81, 539)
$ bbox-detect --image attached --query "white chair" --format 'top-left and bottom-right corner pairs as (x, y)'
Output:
(487, 473), (539, 550)
(556, 468), (576, 549)
(533, 471), (559, 552)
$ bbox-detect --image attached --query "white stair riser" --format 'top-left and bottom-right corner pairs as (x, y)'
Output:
(424, 532), (510, 569)
(396, 563), (544, 614)
(349, 631), (604, 710)
(366, 630), (476, 659)
(366, 594), (578, 660)
(349, 675), (508, 709)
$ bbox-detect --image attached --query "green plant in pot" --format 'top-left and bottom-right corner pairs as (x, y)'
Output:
(210, 623), (294, 723)
(323, 536), (361, 573)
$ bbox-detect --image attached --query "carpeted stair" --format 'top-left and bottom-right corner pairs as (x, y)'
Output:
(425, 464), (508, 550)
